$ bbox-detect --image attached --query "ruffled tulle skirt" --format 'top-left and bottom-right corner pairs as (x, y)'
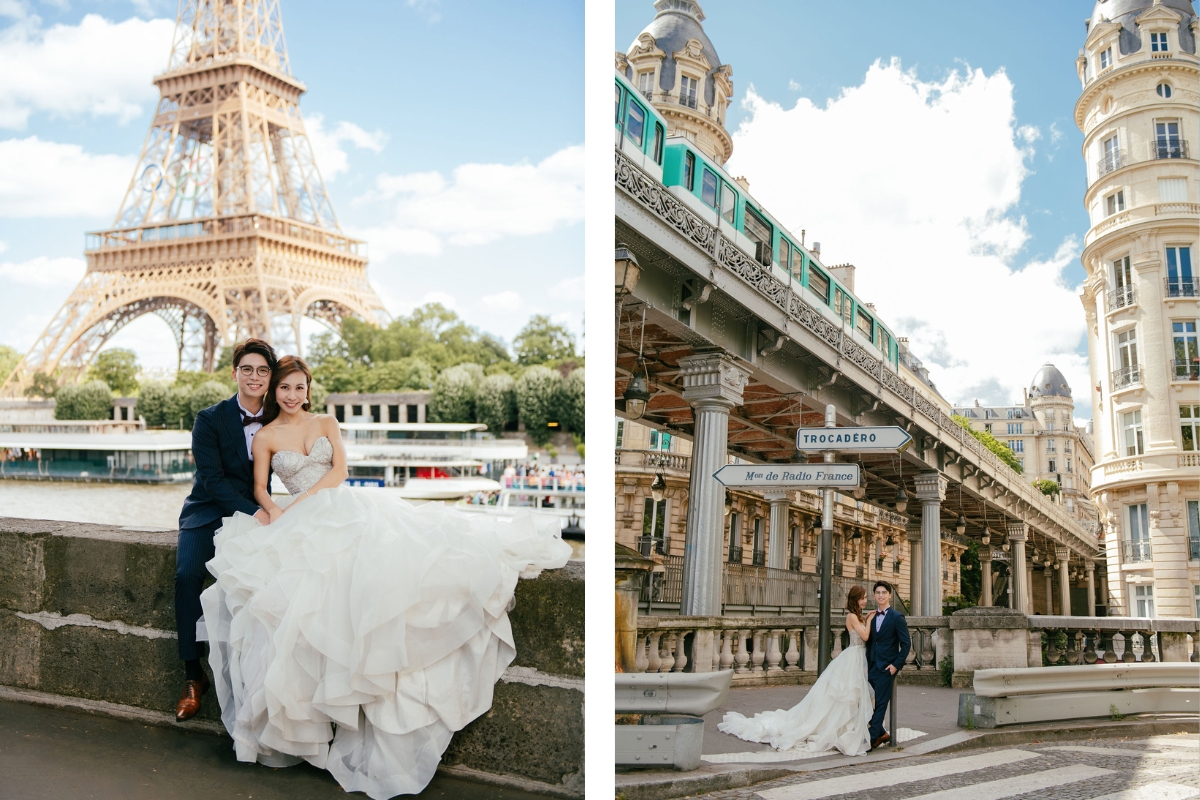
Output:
(197, 487), (571, 799)
(718, 642), (873, 757)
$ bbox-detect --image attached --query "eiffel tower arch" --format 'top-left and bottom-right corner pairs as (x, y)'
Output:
(2, 0), (387, 396)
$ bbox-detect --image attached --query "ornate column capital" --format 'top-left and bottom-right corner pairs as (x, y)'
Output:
(1083, 558), (1095, 571)
(678, 351), (750, 406)
(763, 490), (790, 505)
(905, 523), (922, 543)
(1005, 521), (1027, 542)
(977, 547), (993, 564)
(1054, 545), (1072, 560)
(913, 471), (947, 503)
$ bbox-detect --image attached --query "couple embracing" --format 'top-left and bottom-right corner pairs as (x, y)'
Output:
(172, 338), (570, 799)
(720, 581), (911, 757)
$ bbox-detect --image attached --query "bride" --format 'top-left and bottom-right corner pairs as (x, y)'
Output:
(718, 586), (874, 757)
(197, 355), (571, 798)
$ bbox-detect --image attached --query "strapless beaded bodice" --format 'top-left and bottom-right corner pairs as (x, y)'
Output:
(271, 436), (334, 495)
(847, 629), (864, 648)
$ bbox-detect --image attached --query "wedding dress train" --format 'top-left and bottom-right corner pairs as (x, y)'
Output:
(718, 628), (873, 757)
(197, 436), (571, 798)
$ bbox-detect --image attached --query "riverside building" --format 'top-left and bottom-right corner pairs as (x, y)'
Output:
(1076, 0), (1200, 618)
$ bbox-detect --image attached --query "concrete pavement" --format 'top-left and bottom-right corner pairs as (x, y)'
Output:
(0, 699), (548, 800)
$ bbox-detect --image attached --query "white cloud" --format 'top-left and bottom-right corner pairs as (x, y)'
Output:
(1049, 122), (1064, 144)
(0, 136), (134, 217)
(727, 59), (1088, 412)
(481, 290), (522, 310)
(304, 112), (388, 182)
(551, 275), (583, 300)
(788, 79), (801, 92)
(0, 255), (85, 286)
(355, 145), (584, 258)
(0, 13), (174, 128)
(0, 239), (7, 253)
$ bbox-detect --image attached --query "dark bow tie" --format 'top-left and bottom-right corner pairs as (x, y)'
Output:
(241, 413), (263, 427)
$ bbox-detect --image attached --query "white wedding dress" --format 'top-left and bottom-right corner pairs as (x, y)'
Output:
(197, 436), (571, 798)
(718, 627), (873, 757)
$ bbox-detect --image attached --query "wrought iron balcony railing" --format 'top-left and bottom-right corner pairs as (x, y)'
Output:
(728, 546), (743, 564)
(677, 93), (697, 109)
(1123, 540), (1152, 563)
(752, 549), (766, 566)
(1152, 140), (1189, 160)
(1166, 277), (1199, 298)
(1105, 284), (1136, 312)
(1173, 360), (1200, 381)
(637, 536), (670, 557)
(1096, 149), (1126, 177)
(1111, 364), (1141, 390)
(1190, 536), (1200, 561)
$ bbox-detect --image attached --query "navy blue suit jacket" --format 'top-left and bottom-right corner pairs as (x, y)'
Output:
(866, 607), (912, 674)
(179, 395), (261, 530)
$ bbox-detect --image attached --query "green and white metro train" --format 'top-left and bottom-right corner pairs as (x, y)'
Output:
(616, 70), (901, 372)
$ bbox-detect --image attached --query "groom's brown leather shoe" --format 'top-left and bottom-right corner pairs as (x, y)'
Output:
(870, 732), (891, 750)
(175, 674), (209, 722)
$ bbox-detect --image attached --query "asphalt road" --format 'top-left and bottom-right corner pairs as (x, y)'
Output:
(0, 699), (548, 800)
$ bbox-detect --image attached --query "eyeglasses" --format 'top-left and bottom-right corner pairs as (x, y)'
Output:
(237, 366), (272, 378)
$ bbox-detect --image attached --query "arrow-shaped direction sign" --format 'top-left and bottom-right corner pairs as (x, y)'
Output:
(795, 426), (912, 452)
(713, 463), (860, 489)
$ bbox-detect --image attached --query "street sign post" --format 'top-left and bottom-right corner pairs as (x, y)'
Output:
(713, 463), (860, 489)
(795, 426), (912, 452)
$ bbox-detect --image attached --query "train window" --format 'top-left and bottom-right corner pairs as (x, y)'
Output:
(879, 329), (892, 356)
(856, 309), (874, 340)
(720, 181), (736, 224)
(626, 98), (645, 147)
(808, 267), (830, 303)
(615, 83), (622, 123)
(684, 152), (695, 191)
(701, 169), (718, 207)
(791, 245), (803, 276)
(653, 123), (665, 164)
(743, 206), (773, 266)
(834, 288), (852, 325)
(780, 239), (792, 275)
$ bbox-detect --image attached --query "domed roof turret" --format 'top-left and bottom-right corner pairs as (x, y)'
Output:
(1029, 363), (1072, 399)
(629, 0), (723, 99)
(1088, 0), (1197, 55)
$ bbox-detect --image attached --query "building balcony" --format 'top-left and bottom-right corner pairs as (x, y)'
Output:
(1105, 285), (1136, 312)
(1172, 359), (1200, 381)
(728, 546), (743, 564)
(637, 536), (671, 557)
(1152, 140), (1189, 160)
(751, 549), (766, 567)
(1166, 277), (1199, 298)
(1190, 536), (1200, 562)
(677, 93), (697, 109)
(1096, 149), (1127, 177)
(615, 448), (691, 474)
(1111, 364), (1141, 390)
(788, 555), (802, 572)
(1123, 540), (1152, 563)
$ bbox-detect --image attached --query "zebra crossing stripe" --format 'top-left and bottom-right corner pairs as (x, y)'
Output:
(1141, 737), (1200, 751)
(1043, 745), (1200, 761)
(900, 765), (1113, 800)
(1087, 781), (1200, 800)
(755, 749), (1041, 800)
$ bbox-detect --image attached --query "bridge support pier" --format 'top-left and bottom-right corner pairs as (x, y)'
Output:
(914, 472), (947, 616)
(1056, 546), (1073, 616)
(1044, 568), (1055, 615)
(1007, 522), (1030, 614)
(979, 548), (993, 607)
(765, 491), (790, 570)
(677, 353), (750, 617)
(1085, 558), (1096, 617)
(906, 522), (922, 614)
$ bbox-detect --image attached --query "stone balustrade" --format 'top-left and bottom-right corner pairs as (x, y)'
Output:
(1028, 615), (1198, 666)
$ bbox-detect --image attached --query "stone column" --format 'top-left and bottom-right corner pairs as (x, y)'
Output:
(1085, 559), (1097, 617)
(1056, 546), (1073, 616)
(914, 472), (948, 617)
(1043, 568), (1055, 615)
(1027, 562), (1035, 617)
(1006, 522), (1030, 615)
(979, 547), (993, 607)
(906, 522), (923, 616)
(678, 352), (750, 617)
(615, 545), (654, 672)
(766, 491), (790, 570)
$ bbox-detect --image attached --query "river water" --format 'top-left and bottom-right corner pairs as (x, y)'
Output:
(0, 480), (191, 529)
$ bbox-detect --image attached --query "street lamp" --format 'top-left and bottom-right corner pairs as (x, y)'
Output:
(981, 527), (991, 545)
(650, 467), (666, 504)
(955, 513), (966, 536)
(615, 244), (642, 296)
(622, 359), (651, 420)
(894, 484), (908, 514)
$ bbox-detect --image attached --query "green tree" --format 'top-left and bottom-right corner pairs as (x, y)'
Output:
(166, 385), (194, 429)
(137, 379), (171, 427)
(1032, 478), (1061, 497)
(476, 373), (517, 434)
(0, 345), (19, 383)
(24, 372), (58, 400)
(88, 349), (140, 396)
(54, 380), (113, 420)
(951, 414), (1023, 474)
(175, 370), (236, 394)
(360, 357), (436, 392)
(558, 367), (585, 437)
(516, 365), (562, 446)
(513, 315), (576, 366)
(428, 364), (479, 422)
(309, 380), (328, 414)
(188, 381), (230, 425)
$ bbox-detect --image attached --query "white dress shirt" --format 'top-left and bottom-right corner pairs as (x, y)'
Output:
(875, 608), (888, 632)
(236, 395), (263, 461)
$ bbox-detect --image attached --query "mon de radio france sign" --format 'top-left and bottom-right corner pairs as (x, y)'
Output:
(795, 426), (912, 453)
(713, 463), (860, 489)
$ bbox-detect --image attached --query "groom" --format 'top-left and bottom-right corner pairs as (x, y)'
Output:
(173, 338), (277, 721)
(865, 580), (911, 750)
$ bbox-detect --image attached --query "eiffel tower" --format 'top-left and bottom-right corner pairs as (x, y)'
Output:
(2, 0), (386, 395)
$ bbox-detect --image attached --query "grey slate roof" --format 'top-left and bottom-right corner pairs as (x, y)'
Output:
(1089, 0), (1197, 55)
(628, 0), (724, 106)
(1029, 363), (1072, 399)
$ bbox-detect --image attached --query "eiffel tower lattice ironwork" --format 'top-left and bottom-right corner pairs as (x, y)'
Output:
(2, 0), (386, 396)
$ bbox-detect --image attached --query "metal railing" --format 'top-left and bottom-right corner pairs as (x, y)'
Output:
(1152, 140), (1190, 160)
(788, 556), (802, 572)
(1106, 284), (1136, 311)
(751, 549), (766, 566)
(1166, 277), (1199, 298)
(1111, 364), (1141, 390)
(1190, 536), (1200, 562)
(636, 536), (670, 557)
(728, 546), (743, 564)
(1173, 360), (1199, 381)
(678, 93), (697, 109)
(1123, 540), (1152, 563)
(1096, 149), (1126, 176)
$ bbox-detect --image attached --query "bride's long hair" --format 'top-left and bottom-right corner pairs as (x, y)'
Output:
(846, 585), (866, 624)
(263, 355), (312, 424)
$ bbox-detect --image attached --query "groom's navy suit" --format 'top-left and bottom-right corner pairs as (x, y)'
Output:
(175, 395), (262, 661)
(865, 606), (911, 741)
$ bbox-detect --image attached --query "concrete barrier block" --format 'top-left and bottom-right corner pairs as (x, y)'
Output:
(0, 611), (42, 687)
(510, 562), (584, 678)
(0, 530), (48, 613)
(960, 687), (1198, 727)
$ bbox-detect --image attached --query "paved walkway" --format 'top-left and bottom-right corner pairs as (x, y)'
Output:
(0, 699), (546, 800)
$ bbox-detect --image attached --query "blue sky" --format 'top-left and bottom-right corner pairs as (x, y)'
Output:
(0, 0), (583, 370)
(618, 0), (1139, 417)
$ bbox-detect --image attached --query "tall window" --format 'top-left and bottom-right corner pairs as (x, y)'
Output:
(1007, 422), (1023, 435)
(1047, 439), (1056, 452)
(679, 75), (698, 108)
(1122, 410), (1144, 456)
(1188, 501), (1199, 562)
(637, 71), (654, 98)
(1133, 585), (1155, 618)
(728, 512), (741, 562)
(625, 97), (645, 147)
(1181, 405), (1200, 451)
(1166, 247), (1194, 297)
(1155, 121), (1182, 158)
(1150, 32), (1168, 52)
(1113, 254), (1133, 291)
(1099, 48), (1112, 70)
(1174, 322), (1198, 379)
(642, 497), (669, 553)
(720, 181), (736, 225)
(1106, 190), (1125, 216)
(701, 168), (718, 208)
(1009, 439), (1024, 453)
(1101, 134), (1121, 173)
(1128, 502), (1149, 545)
(1115, 328), (1139, 386)
(752, 518), (764, 564)
(683, 151), (695, 191)
(1066, 457), (1072, 473)
(615, 418), (625, 448)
